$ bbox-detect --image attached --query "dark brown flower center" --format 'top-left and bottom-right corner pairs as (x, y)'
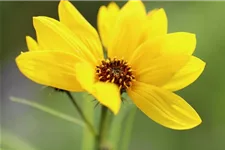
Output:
(96, 58), (135, 92)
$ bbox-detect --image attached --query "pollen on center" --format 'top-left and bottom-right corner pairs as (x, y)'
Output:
(96, 58), (135, 92)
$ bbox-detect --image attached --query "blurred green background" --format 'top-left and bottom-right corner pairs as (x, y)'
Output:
(1, 1), (225, 150)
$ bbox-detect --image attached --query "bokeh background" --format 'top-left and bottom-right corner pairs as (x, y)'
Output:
(1, 1), (225, 150)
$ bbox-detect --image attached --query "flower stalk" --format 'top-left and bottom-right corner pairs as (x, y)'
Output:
(120, 106), (137, 150)
(98, 106), (112, 150)
(65, 91), (97, 137)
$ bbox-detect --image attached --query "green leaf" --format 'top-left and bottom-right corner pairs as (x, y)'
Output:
(1, 128), (37, 150)
(10, 96), (84, 127)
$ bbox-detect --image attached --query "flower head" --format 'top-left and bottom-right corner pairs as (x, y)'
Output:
(16, 0), (205, 130)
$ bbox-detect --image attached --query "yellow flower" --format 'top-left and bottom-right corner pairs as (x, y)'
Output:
(97, 2), (120, 49)
(16, 0), (205, 130)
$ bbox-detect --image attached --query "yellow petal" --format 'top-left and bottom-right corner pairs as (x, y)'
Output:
(145, 8), (168, 40)
(129, 38), (162, 67)
(108, 0), (147, 61)
(148, 32), (196, 55)
(135, 55), (190, 86)
(58, 0), (103, 60)
(26, 36), (39, 51)
(75, 63), (121, 114)
(97, 2), (120, 49)
(128, 82), (202, 130)
(130, 32), (196, 65)
(33, 16), (97, 65)
(75, 63), (96, 92)
(93, 82), (121, 114)
(16, 51), (83, 91)
(162, 56), (206, 91)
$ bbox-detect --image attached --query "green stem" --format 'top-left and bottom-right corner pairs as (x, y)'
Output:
(98, 106), (112, 150)
(120, 106), (137, 150)
(66, 91), (97, 137)
(81, 93), (98, 150)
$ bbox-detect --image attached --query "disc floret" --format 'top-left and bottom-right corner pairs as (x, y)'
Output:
(96, 58), (135, 91)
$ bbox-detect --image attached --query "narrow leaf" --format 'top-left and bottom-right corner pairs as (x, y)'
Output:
(10, 96), (84, 127)
(1, 129), (37, 150)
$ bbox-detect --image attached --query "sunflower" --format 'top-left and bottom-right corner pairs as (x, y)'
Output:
(16, 0), (205, 130)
